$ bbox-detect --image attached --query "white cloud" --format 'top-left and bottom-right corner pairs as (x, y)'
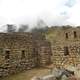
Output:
(67, 0), (80, 26)
(0, 0), (79, 31)
(0, 0), (67, 24)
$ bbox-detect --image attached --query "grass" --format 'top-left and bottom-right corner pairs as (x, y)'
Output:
(2, 68), (50, 80)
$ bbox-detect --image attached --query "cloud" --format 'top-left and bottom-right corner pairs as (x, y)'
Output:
(0, 0), (79, 32)
(64, 0), (76, 7)
(0, 0), (68, 24)
(67, 0), (80, 26)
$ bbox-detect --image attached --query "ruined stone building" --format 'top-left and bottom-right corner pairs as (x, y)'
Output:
(0, 32), (52, 77)
(46, 27), (80, 67)
(1, 27), (80, 77)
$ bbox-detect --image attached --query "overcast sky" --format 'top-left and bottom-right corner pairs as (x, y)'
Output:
(0, 0), (80, 31)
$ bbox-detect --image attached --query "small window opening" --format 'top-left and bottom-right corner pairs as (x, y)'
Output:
(77, 48), (80, 55)
(33, 48), (35, 53)
(65, 33), (68, 39)
(5, 51), (10, 59)
(21, 50), (25, 59)
(32, 48), (36, 57)
(74, 31), (77, 38)
(64, 47), (69, 56)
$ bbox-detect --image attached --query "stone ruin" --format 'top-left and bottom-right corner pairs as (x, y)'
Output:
(46, 27), (80, 67)
(0, 27), (80, 78)
(31, 27), (80, 80)
(0, 32), (52, 77)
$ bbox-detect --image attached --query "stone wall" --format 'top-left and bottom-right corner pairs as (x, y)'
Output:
(0, 33), (36, 77)
(36, 41), (52, 66)
(46, 27), (80, 67)
(52, 45), (80, 67)
(32, 32), (52, 66)
(0, 32), (52, 77)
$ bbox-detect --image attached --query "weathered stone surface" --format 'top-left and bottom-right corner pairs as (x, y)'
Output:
(46, 27), (80, 67)
(0, 32), (52, 77)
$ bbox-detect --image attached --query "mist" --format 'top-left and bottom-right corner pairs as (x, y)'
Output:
(0, 0), (79, 32)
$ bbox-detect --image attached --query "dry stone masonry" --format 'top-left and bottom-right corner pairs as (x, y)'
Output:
(0, 27), (80, 78)
(0, 32), (52, 77)
(46, 27), (80, 67)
